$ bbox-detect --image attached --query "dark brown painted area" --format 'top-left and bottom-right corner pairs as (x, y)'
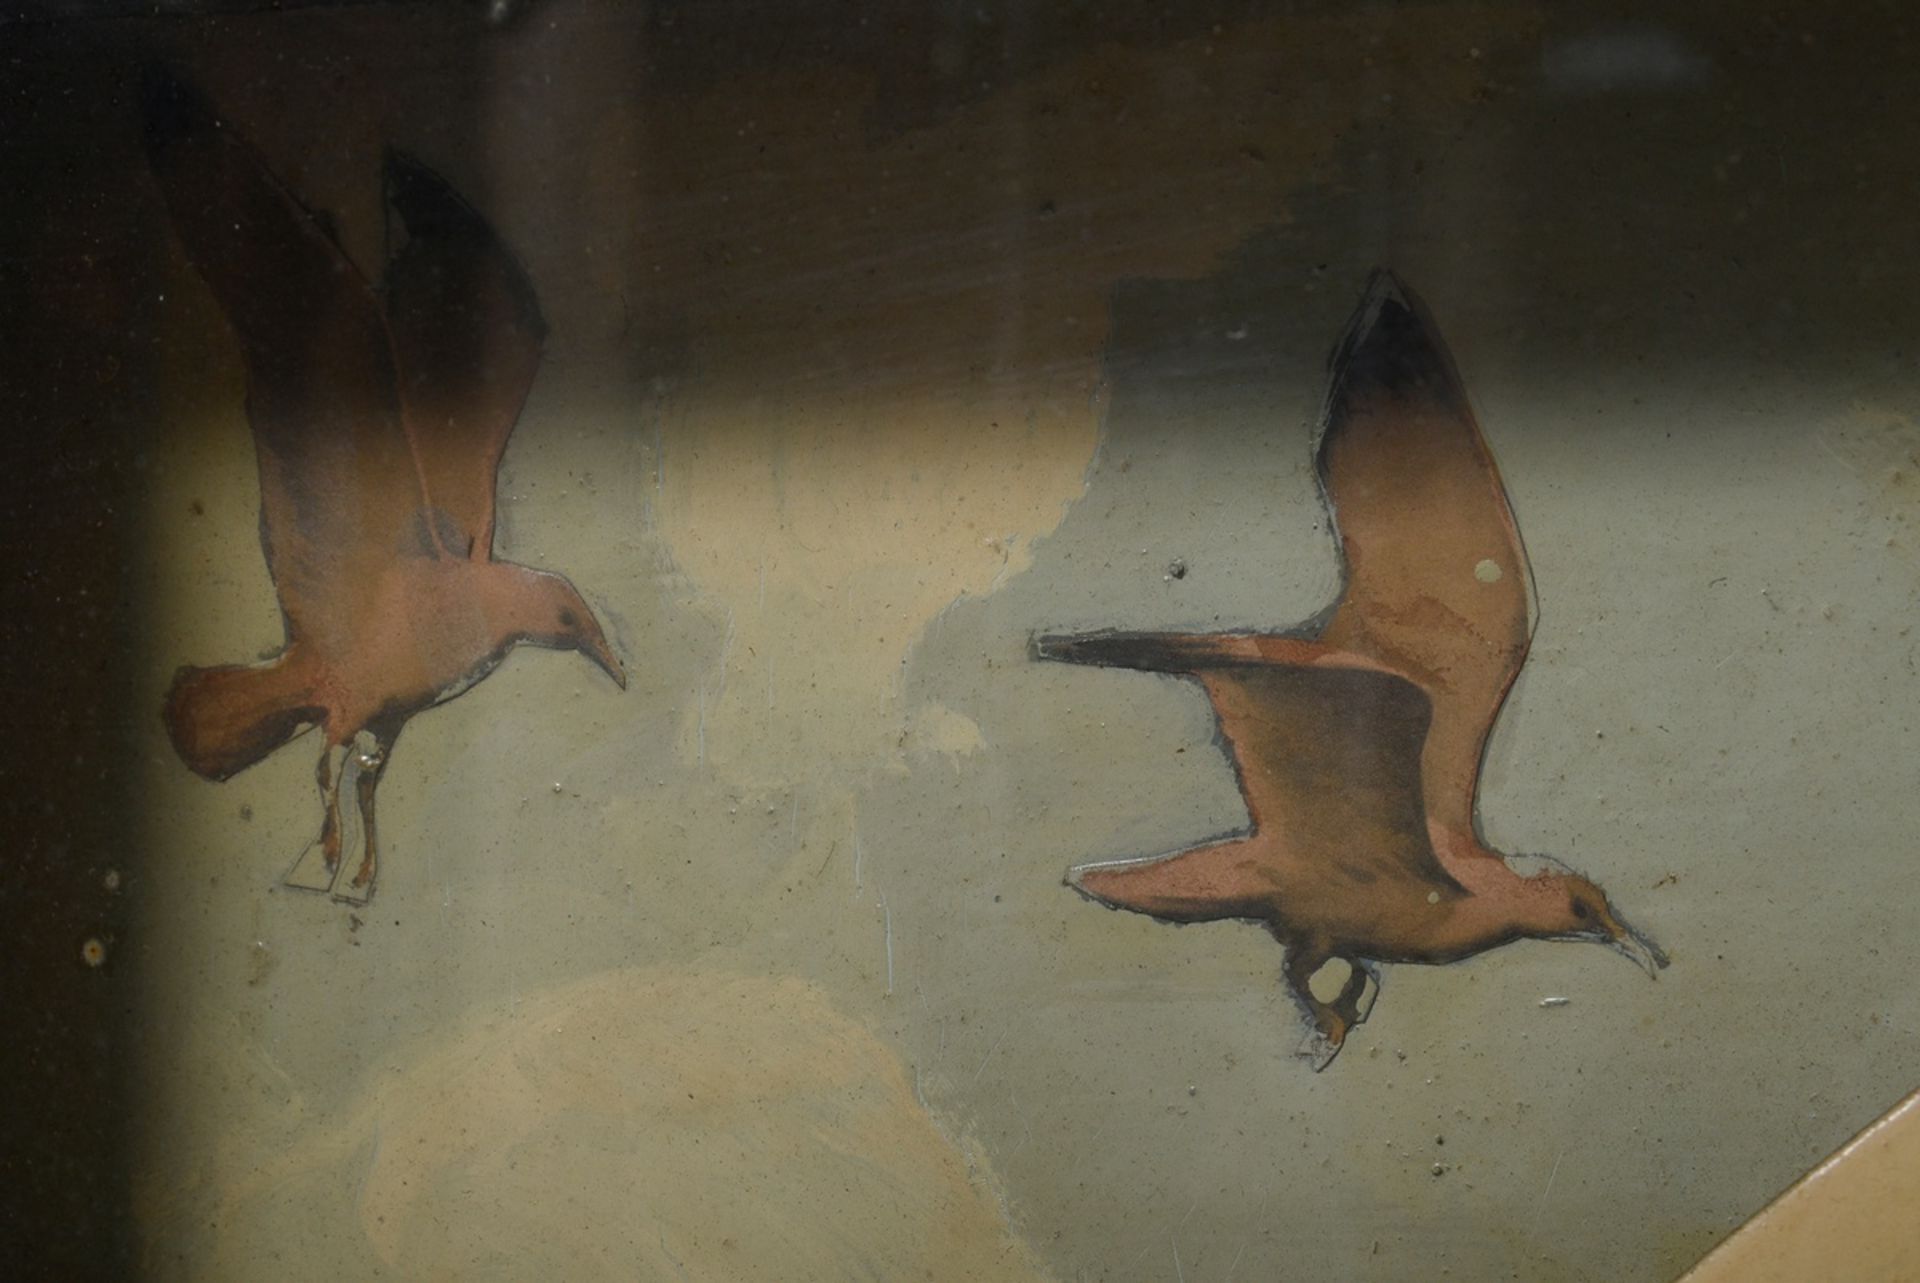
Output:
(0, 29), (151, 1280)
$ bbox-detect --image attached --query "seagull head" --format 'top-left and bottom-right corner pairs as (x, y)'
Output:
(1541, 873), (1668, 976)
(492, 566), (626, 688)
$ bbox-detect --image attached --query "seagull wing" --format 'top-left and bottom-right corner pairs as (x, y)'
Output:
(381, 149), (546, 561)
(142, 69), (423, 644)
(1202, 663), (1463, 892)
(1065, 656), (1463, 921)
(1314, 271), (1533, 841)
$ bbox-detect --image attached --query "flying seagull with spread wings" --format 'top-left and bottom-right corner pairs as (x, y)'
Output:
(145, 69), (624, 903)
(1034, 271), (1664, 1068)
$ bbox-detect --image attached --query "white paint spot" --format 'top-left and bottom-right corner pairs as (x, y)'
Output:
(1474, 558), (1503, 583)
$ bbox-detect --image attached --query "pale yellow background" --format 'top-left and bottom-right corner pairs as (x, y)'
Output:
(109, 4), (1920, 1280)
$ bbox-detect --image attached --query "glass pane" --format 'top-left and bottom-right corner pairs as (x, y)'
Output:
(4, 4), (1913, 1279)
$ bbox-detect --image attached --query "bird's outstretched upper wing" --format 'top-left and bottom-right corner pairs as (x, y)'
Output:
(1315, 271), (1533, 839)
(142, 69), (423, 642)
(381, 150), (546, 561)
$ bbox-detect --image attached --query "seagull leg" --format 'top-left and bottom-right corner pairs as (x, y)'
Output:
(1333, 957), (1381, 1031)
(317, 743), (343, 877)
(1281, 940), (1353, 1071)
(341, 722), (398, 902)
(283, 741), (350, 893)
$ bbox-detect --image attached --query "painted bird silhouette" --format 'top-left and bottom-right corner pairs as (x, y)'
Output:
(145, 70), (624, 902)
(1034, 271), (1665, 1068)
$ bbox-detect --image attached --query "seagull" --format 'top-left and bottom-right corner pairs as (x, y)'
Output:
(1033, 270), (1666, 1068)
(145, 70), (625, 903)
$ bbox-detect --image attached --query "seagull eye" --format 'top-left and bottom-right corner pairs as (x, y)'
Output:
(1570, 899), (1590, 921)
(558, 608), (579, 629)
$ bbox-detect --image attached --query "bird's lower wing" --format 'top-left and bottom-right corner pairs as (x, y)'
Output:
(142, 69), (425, 633)
(381, 150), (546, 560)
(1032, 630), (1385, 674)
(1069, 839), (1276, 923)
(1315, 271), (1533, 838)
(1065, 660), (1462, 926)
(1202, 663), (1463, 893)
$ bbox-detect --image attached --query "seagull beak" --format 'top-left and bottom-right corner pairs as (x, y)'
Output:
(589, 637), (627, 689)
(575, 626), (625, 689)
(1602, 913), (1669, 977)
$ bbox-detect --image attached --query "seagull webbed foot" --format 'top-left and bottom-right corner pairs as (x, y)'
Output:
(1335, 958), (1381, 1030)
(1283, 944), (1369, 1071)
(332, 726), (394, 905)
(284, 743), (351, 893)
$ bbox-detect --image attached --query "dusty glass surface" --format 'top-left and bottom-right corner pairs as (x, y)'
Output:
(4, 3), (1917, 1280)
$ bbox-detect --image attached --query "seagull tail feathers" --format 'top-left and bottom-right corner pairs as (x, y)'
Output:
(163, 653), (324, 781)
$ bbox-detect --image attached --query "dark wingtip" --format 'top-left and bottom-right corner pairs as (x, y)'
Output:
(1321, 267), (1467, 428)
(1030, 633), (1066, 663)
(383, 147), (484, 238)
(1357, 266), (1413, 315)
(1327, 267), (1419, 377)
(384, 146), (549, 341)
(1030, 629), (1226, 673)
(1032, 631), (1150, 665)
